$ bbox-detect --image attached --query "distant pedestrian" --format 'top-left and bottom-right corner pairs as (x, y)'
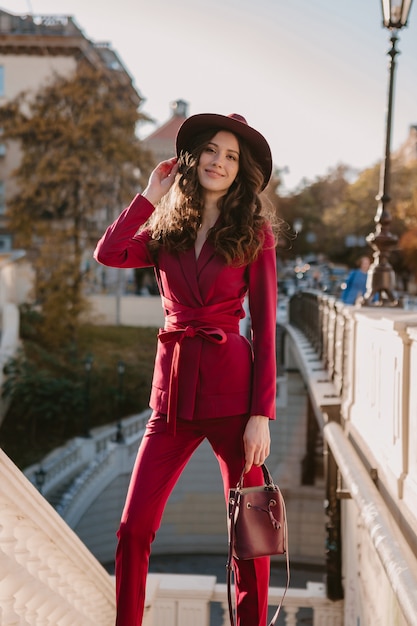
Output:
(95, 112), (279, 626)
(341, 256), (371, 304)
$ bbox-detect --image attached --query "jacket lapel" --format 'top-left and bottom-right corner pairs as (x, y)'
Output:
(178, 247), (204, 305)
(197, 242), (226, 301)
(177, 240), (227, 305)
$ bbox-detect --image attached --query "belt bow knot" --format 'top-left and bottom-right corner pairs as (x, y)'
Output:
(158, 324), (228, 434)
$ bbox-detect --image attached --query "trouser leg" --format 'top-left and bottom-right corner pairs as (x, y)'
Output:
(233, 556), (270, 626)
(206, 415), (270, 626)
(114, 415), (204, 626)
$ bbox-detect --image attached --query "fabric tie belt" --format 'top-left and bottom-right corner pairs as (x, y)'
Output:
(158, 325), (227, 435)
(157, 296), (243, 435)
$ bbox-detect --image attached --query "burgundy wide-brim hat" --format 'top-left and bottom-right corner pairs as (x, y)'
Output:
(176, 113), (273, 191)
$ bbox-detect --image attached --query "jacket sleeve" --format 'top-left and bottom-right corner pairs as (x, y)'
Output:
(247, 226), (277, 420)
(94, 194), (155, 269)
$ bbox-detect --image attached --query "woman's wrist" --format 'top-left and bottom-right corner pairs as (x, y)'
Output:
(141, 187), (161, 207)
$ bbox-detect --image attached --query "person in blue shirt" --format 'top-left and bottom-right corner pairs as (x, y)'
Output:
(341, 256), (371, 304)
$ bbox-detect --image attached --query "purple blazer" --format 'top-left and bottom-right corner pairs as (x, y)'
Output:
(94, 195), (277, 428)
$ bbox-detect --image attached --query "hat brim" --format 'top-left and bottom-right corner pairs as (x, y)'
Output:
(176, 113), (272, 191)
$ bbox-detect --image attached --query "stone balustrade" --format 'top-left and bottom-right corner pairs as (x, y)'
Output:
(288, 292), (417, 625)
(0, 448), (116, 625)
(345, 310), (417, 508)
(24, 409), (151, 499)
(1, 445), (343, 625)
(146, 576), (343, 626)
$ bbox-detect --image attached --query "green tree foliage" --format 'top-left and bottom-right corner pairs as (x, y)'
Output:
(0, 319), (157, 468)
(2, 347), (85, 447)
(0, 62), (154, 348)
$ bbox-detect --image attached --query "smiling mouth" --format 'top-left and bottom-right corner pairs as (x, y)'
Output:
(205, 169), (223, 178)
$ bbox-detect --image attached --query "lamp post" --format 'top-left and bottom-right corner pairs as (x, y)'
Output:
(83, 354), (93, 438)
(35, 465), (47, 495)
(362, 0), (414, 306)
(115, 360), (125, 443)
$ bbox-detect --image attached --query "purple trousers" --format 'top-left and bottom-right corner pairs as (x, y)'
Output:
(115, 412), (270, 626)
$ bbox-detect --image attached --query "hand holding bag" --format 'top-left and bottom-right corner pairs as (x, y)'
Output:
(226, 464), (290, 626)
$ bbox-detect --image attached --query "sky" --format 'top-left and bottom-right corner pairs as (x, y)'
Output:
(2, 0), (417, 192)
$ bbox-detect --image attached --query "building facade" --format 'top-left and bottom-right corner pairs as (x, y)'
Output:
(0, 8), (142, 253)
(142, 99), (189, 163)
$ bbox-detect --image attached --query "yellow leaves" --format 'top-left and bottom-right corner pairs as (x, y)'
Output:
(399, 228), (417, 278)
(2, 62), (152, 350)
(395, 190), (417, 228)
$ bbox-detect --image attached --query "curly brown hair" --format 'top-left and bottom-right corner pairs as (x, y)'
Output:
(146, 130), (278, 266)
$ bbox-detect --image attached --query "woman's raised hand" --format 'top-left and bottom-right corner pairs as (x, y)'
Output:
(142, 157), (179, 206)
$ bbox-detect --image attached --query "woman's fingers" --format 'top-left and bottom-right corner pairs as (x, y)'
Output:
(243, 415), (270, 473)
(142, 158), (178, 205)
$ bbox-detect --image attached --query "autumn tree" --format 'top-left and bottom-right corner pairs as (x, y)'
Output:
(0, 62), (154, 348)
(338, 161), (417, 270)
(389, 164), (417, 231)
(277, 164), (353, 262)
(319, 163), (380, 264)
(280, 159), (417, 272)
(394, 166), (417, 282)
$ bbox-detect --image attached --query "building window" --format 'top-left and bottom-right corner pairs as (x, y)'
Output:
(0, 67), (4, 97)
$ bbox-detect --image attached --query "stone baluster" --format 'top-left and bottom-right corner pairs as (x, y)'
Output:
(0, 571), (22, 625)
(283, 605), (298, 626)
(313, 603), (344, 625)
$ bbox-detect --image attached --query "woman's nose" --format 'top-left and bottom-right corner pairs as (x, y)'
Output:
(211, 152), (224, 166)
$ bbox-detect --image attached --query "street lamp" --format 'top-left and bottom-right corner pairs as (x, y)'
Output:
(362, 0), (414, 306)
(381, 0), (413, 28)
(35, 465), (47, 494)
(115, 360), (126, 443)
(83, 354), (94, 437)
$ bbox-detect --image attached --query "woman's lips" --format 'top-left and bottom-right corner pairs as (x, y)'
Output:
(205, 169), (223, 178)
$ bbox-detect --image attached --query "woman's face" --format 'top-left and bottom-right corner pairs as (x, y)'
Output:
(197, 130), (240, 198)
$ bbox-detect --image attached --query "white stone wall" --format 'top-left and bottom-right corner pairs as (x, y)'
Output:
(346, 311), (417, 521)
(338, 307), (417, 626)
(87, 294), (165, 327)
(404, 326), (417, 519)
(342, 499), (409, 626)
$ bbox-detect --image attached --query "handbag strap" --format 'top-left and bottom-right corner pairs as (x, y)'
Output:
(226, 465), (290, 626)
(235, 463), (275, 490)
(226, 493), (238, 626)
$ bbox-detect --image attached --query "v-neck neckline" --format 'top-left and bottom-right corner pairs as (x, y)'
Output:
(195, 213), (221, 260)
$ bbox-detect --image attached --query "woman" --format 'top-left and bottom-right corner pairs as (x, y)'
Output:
(94, 112), (278, 626)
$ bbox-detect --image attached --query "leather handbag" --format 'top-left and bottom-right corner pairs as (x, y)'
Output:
(226, 464), (290, 626)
